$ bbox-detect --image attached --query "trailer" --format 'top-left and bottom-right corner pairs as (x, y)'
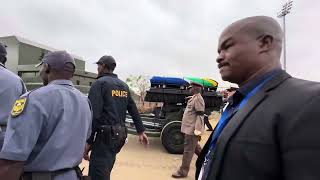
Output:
(125, 76), (223, 154)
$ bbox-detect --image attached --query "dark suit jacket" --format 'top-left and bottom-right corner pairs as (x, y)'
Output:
(196, 71), (320, 180)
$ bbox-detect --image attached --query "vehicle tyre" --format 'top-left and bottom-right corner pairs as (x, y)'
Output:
(160, 121), (184, 154)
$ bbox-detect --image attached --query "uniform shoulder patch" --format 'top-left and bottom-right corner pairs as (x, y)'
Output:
(11, 97), (28, 117)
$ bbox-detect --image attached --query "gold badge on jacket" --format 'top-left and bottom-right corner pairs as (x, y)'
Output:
(11, 97), (27, 117)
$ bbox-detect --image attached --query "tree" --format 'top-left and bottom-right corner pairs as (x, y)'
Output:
(126, 75), (150, 107)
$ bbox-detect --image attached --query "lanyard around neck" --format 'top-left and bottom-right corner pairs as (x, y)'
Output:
(208, 73), (276, 152)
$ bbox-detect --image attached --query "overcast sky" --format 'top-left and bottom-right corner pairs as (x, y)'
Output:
(0, 0), (318, 88)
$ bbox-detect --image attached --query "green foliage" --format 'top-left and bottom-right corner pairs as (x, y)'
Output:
(126, 75), (151, 105)
(126, 75), (150, 94)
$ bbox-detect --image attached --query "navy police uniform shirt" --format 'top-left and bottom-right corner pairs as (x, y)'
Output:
(0, 80), (92, 180)
(0, 63), (26, 128)
(87, 73), (145, 144)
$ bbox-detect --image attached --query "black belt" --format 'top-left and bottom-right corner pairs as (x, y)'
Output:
(98, 125), (112, 131)
(97, 124), (125, 133)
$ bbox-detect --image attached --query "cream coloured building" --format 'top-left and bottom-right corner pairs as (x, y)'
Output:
(0, 36), (97, 94)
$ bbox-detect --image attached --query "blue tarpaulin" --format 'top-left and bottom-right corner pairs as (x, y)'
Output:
(150, 76), (189, 87)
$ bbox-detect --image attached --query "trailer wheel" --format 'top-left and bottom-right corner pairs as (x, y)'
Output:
(160, 121), (184, 154)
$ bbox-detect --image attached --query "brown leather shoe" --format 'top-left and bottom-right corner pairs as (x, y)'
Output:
(172, 171), (187, 178)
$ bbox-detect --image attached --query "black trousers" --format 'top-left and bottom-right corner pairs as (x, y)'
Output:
(204, 116), (213, 130)
(89, 135), (117, 180)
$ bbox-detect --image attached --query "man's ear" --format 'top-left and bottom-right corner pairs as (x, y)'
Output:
(2, 56), (7, 64)
(102, 64), (111, 71)
(101, 63), (106, 70)
(44, 63), (50, 74)
(258, 35), (274, 53)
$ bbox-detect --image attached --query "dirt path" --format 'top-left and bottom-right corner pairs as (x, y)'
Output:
(80, 112), (220, 180)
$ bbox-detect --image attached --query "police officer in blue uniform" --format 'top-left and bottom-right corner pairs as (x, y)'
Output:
(83, 55), (149, 180)
(0, 51), (92, 180)
(0, 43), (27, 149)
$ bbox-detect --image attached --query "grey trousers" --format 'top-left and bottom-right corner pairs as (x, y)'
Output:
(179, 134), (202, 176)
(0, 131), (5, 150)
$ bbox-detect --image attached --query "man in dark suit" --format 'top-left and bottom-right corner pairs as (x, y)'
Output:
(196, 16), (320, 180)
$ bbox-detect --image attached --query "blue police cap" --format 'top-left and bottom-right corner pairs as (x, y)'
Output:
(95, 55), (116, 69)
(35, 51), (76, 72)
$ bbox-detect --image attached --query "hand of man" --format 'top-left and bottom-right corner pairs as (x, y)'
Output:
(83, 143), (92, 161)
(138, 132), (149, 146)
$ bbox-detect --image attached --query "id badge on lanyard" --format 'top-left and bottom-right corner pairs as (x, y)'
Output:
(198, 167), (204, 180)
(198, 149), (215, 180)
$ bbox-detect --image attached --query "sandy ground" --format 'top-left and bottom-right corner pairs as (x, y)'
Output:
(80, 112), (220, 180)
